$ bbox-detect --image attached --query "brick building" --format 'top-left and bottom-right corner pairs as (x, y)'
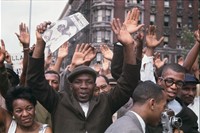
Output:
(59, 0), (199, 65)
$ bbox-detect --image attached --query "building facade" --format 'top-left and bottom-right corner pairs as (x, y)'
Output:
(59, 0), (199, 65)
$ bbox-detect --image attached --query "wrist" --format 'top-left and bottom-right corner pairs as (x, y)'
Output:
(22, 47), (30, 52)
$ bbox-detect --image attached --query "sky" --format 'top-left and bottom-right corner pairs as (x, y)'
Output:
(1, 0), (68, 53)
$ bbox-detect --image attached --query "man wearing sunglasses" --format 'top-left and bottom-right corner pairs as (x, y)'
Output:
(146, 63), (199, 133)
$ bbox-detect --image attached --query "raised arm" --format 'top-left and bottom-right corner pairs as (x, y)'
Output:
(27, 21), (59, 113)
(111, 7), (143, 80)
(15, 22), (30, 86)
(109, 18), (140, 113)
(183, 24), (200, 74)
(140, 25), (164, 83)
(52, 42), (69, 73)
(0, 40), (11, 98)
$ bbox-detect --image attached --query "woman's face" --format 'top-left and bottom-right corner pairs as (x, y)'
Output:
(12, 99), (35, 127)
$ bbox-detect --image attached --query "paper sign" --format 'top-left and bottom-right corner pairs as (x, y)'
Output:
(42, 12), (89, 53)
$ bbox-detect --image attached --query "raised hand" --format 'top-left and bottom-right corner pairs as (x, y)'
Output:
(44, 52), (53, 69)
(15, 23), (30, 47)
(36, 21), (51, 41)
(71, 43), (94, 67)
(111, 18), (135, 46)
(153, 52), (168, 69)
(194, 24), (200, 43)
(57, 42), (69, 59)
(100, 58), (111, 75)
(0, 40), (6, 65)
(84, 45), (97, 63)
(146, 25), (164, 48)
(123, 8), (144, 33)
(100, 44), (113, 61)
(5, 51), (12, 64)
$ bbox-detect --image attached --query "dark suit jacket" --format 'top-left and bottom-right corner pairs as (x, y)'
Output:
(105, 111), (144, 133)
(146, 98), (199, 133)
(27, 56), (140, 133)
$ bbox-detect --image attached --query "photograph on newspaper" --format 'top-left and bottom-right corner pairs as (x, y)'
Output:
(42, 12), (89, 53)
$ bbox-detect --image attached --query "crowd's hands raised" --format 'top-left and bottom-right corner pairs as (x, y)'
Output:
(33, 21), (51, 58)
(100, 44), (113, 61)
(145, 25), (164, 56)
(57, 42), (69, 59)
(194, 24), (200, 44)
(69, 43), (96, 71)
(123, 7), (144, 33)
(111, 18), (135, 46)
(84, 44), (97, 65)
(100, 58), (111, 75)
(0, 40), (6, 66)
(36, 21), (51, 42)
(5, 51), (12, 64)
(52, 42), (69, 73)
(15, 23), (30, 48)
(153, 52), (168, 69)
(146, 25), (164, 48)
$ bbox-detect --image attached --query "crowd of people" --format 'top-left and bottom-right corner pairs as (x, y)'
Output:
(0, 7), (200, 133)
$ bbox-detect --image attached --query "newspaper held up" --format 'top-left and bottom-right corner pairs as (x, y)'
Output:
(42, 12), (89, 53)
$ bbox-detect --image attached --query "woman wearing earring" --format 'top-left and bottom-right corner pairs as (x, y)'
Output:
(2, 86), (52, 133)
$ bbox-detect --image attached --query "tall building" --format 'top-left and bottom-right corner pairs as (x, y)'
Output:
(59, 0), (199, 64)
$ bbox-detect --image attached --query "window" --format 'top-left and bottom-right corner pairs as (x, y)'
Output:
(188, 17), (193, 28)
(96, 31), (102, 42)
(164, 36), (169, 45)
(164, 0), (170, 8)
(105, 10), (111, 22)
(94, 9), (112, 22)
(150, 0), (156, 5)
(93, 30), (111, 43)
(188, 1), (193, 8)
(126, 0), (140, 4)
(97, 10), (103, 22)
(164, 15), (170, 27)
(177, 17), (182, 28)
(150, 14), (155, 24)
(177, 0), (183, 9)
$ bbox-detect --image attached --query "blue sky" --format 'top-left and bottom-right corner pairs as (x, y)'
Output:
(1, 0), (68, 53)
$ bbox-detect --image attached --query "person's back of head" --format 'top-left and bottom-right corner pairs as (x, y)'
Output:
(132, 81), (167, 127)
(132, 81), (164, 104)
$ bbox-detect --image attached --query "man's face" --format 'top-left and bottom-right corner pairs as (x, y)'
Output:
(71, 73), (96, 103)
(45, 73), (59, 91)
(158, 69), (185, 101)
(178, 84), (197, 105)
(149, 91), (167, 126)
(96, 76), (111, 94)
(13, 99), (35, 127)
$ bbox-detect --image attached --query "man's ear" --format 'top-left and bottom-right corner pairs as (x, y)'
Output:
(148, 98), (156, 111)
(157, 77), (162, 86)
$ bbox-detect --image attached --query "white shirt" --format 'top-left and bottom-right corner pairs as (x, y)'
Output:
(168, 99), (182, 115)
(140, 54), (156, 83)
(188, 96), (200, 132)
(79, 102), (89, 117)
(130, 111), (146, 133)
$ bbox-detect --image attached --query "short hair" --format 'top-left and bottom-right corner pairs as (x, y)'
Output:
(161, 63), (185, 77)
(5, 86), (37, 113)
(45, 70), (60, 81)
(132, 81), (164, 104)
(97, 75), (109, 84)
